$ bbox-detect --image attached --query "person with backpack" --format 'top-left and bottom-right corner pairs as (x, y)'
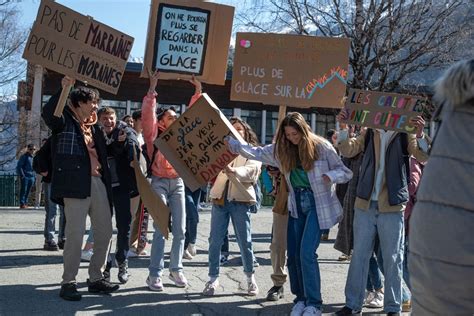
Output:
(142, 70), (201, 291)
(226, 112), (352, 316)
(202, 117), (262, 297)
(33, 137), (66, 251)
(334, 112), (430, 315)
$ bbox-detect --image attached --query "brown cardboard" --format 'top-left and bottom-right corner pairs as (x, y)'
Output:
(22, 0), (134, 94)
(231, 33), (350, 108)
(154, 93), (245, 191)
(341, 88), (432, 133)
(141, 0), (234, 85)
(132, 155), (170, 239)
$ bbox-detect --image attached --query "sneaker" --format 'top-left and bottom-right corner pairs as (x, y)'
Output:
(117, 260), (130, 284)
(219, 255), (229, 266)
(320, 233), (329, 241)
(81, 249), (93, 262)
(290, 301), (306, 316)
(367, 290), (384, 308)
(19, 204), (27, 209)
(334, 306), (361, 315)
(87, 278), (120, 294)
(253, 258), (260, 267)
(402, 300), (412, 312)
(266, 285), (284, 301)
(43, 240), (59, 251)
(58, 240), (65, 250)
(187, 243), (197, 256)
(103, 261), (112, 282)
(169, 271), (188, 287)
(247, 279), (259, 296)
(59, 283), (81, 301)
(386, 313), (401, 316)
(202, 279), (219, 296)
(183, 249), (193, 260)
(338, 254), (351, 261)
(363, 290), (376, 306)
(302, 306), (322, 316)
(146, 276), (163, 291)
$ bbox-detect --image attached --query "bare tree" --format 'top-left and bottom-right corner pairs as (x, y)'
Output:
(236, 0), (473, 92)
(0, 0), (28, 171)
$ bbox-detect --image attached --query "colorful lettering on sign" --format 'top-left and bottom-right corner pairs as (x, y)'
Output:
(306, 66), (348, 99)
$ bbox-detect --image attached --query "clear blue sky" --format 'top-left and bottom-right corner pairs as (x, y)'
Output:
(18, 0), (246, 59)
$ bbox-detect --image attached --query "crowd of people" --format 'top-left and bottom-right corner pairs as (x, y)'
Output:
(21, 59), (473, 315)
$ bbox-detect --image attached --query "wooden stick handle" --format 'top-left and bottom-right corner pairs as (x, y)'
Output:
(53, 84), (73, 117)
(278, 105), (287, 123)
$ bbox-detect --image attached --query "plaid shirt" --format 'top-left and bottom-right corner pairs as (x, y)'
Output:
(55, 119), (86, 156)
(228, 139), (353, 229)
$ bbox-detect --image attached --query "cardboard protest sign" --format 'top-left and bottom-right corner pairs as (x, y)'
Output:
(154, 93), (245, 192)
(341, 89), (434, 133)
(142, 0), (234, 85)
(231, 33), (350, 108)
(22, 0), (134, 94)
(132, 154), (170, 239)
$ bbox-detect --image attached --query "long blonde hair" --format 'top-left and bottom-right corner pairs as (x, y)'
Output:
(275, 112), (325, 173)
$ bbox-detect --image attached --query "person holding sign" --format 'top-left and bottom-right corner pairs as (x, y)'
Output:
(334, 112), (430, 315)
(202, 117), (262, 297)
(226, 112), (352, 315)
(41, 76), (119, 301)
(141, 70), (201, 291)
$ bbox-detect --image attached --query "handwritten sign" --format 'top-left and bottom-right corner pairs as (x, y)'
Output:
(142, 0), (234, 85)
(154, 94), (244, 191)
(22, 0), (133, 94)
(153, 4), (210, 75)
(231, 33), (350, 108)
(341, 89), (434, 133)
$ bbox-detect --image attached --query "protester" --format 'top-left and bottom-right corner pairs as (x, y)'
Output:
(34, 138), (47, 209)
(98, 106), (139, 284)
(409, 59), (474, 314)
(33, 137), (66, 251)
(265, 166), (289, 302)
(334, 110), (430, 315)
(128, 109), (149, 257)
(42, 76), (118, 301)
(227, 112), (352, 315)
(16, 144), (36, 209)
(122, 114), (134, 127)
(203, 117), (262, 296)
(141, 70), (201, 291)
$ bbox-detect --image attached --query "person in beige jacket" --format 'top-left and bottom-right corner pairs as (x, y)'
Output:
(202, 117), (262, 297)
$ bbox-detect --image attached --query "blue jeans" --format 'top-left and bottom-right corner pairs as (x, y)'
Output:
(287, 188), (322, 309)
(345, 201), (404, 313)
(366, 252), (383, 291)
(149, 176), (185, 276)
(184, 186), (201, 248)
(208, 199), (254, 277)
(19, 176), (35, 205)
(43, 182), (66, 242)
(112, 185), (132, 264)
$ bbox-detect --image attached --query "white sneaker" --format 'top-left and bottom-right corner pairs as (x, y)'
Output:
(364, 290), (376, 306)
(247, 279), (259, 296)
(203, 279), (219, 296)
(183, 249), (193, 260)
(367, 290), (384, 308)
(302, 306), (322, 316)
(169, 271), (188, 287)
(187, 243), (197, 256)
(146, 276), (163, 291)
(81, 249), (93, 262)
(290, 301), (306, 316)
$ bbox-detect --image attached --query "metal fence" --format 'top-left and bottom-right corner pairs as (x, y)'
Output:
(0, 174), (19, 207)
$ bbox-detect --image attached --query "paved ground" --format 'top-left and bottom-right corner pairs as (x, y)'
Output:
(0, 206), (401, 315)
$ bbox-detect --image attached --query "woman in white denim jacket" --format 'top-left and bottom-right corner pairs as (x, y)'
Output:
(202, 117), (262, 297)
(227, 112), (352, 316)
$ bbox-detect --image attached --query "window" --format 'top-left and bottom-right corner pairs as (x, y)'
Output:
(315, 114), (336, 138)
(240, 109), (262, 142)
(265, 111), (279, 144)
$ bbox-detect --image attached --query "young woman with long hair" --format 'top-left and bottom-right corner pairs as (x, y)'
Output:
(227, 112), (352, 316)
(202, 117), (262, 296)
